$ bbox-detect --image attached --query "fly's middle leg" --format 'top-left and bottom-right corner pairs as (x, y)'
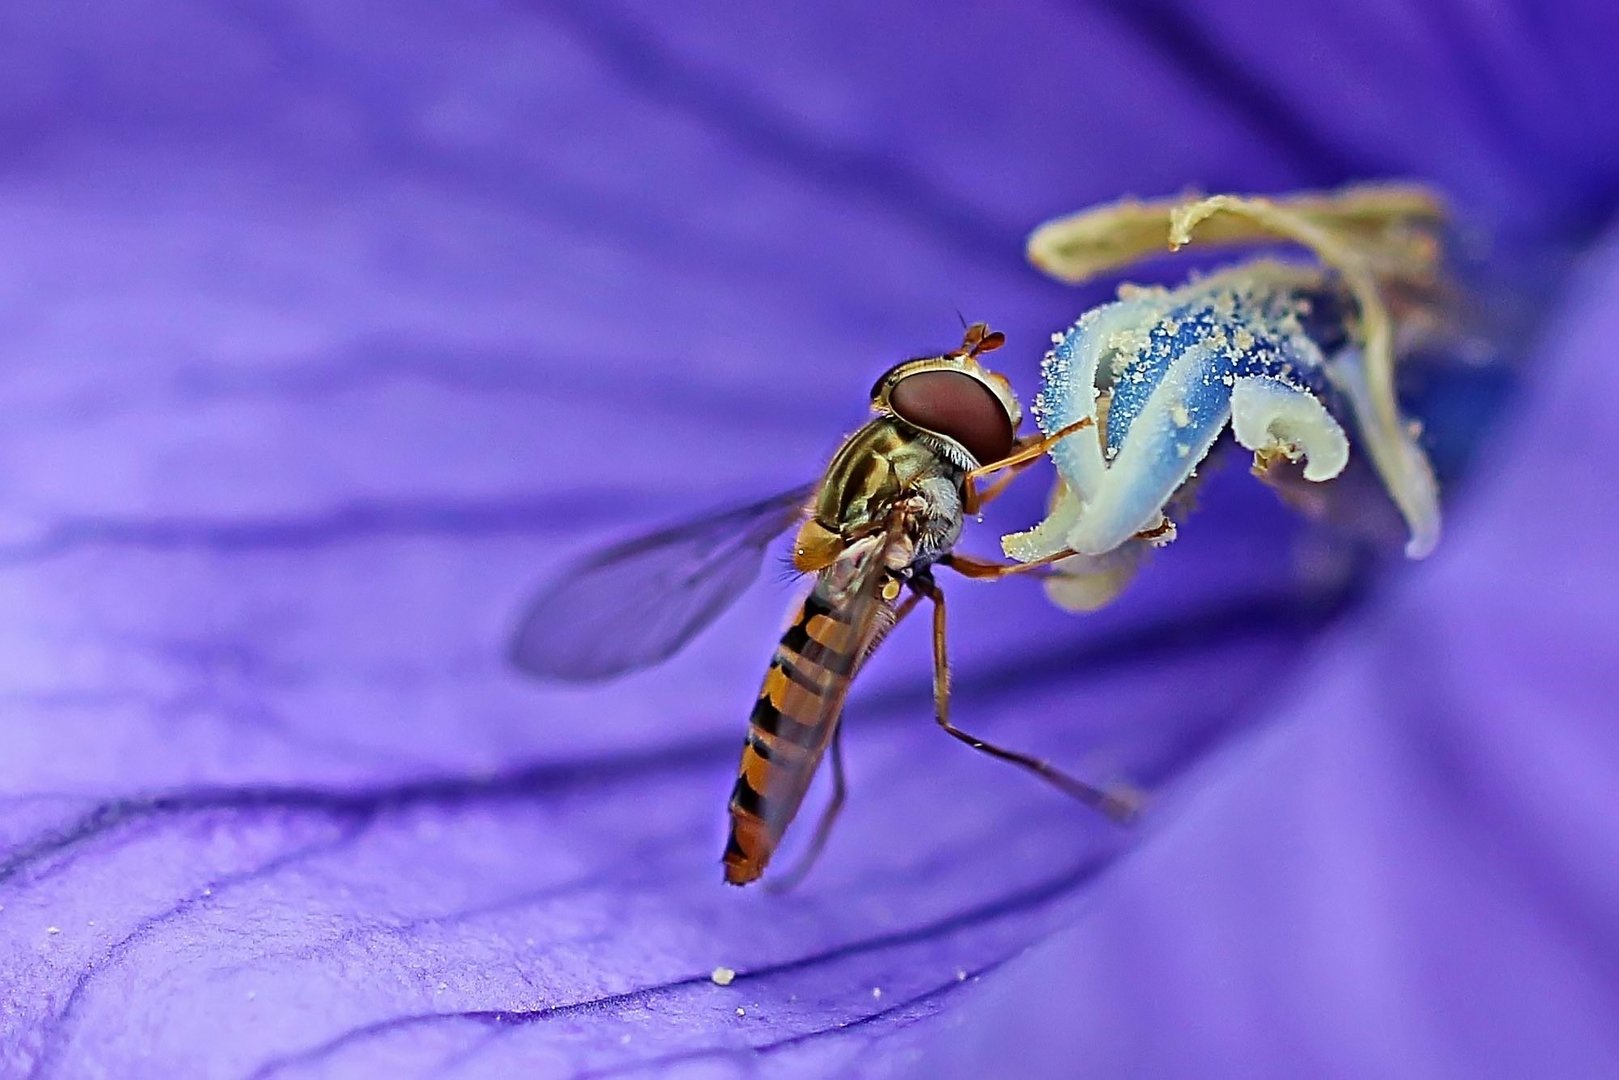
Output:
(913, 576), (1140, 823)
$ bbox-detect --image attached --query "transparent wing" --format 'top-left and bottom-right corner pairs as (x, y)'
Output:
(509, 483), (816, 682)
(760, 525), (899, 842)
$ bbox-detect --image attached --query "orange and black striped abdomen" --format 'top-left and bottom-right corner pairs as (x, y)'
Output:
(723, 586), (864, 885)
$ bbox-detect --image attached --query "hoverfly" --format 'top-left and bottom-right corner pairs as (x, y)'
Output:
(511, 324), (1136, 887)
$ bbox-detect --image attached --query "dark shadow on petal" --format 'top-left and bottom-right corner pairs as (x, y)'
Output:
(0, 491), (619, 567)
(870, 581), (1359, 713)
(530, 0), (1027, 272)
(243, 856), (1105, 1079)
(213, 0), (911, 301)
(1088, 1), (1359, 181)
(0, 581), (1359, 890)
(26, 823), (371, 1078)
(572, 965), (1006, 1079)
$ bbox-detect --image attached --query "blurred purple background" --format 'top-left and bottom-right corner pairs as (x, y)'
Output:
(0, 3), (1616, 1077)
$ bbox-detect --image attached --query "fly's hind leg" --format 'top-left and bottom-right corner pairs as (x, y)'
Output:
(914, 576), (1140, 822)
(766, 589), (924, 892)
(765, 725), (847, 894)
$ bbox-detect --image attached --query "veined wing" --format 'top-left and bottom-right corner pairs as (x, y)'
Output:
(509, 484), (816, 682)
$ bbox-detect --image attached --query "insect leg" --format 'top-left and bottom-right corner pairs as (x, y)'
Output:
(970, 417), (1094, 479)
(964, 417), (1093, 513)
(968, 468), (1021, 509)
(765, 725), (848, 893)
(915, 576), (1140, 822)
(767, 587), (926, 891)
(940, 550), (1077, 580)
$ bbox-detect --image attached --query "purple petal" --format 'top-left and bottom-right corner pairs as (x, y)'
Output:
(0, 2), (1614, 1077)
(927, 218), (1619, 1080)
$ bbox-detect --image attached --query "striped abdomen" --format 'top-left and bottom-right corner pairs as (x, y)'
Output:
(723, 583), (869, 885)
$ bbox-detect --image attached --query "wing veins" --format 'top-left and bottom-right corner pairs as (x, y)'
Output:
(509, 483), (815, 682)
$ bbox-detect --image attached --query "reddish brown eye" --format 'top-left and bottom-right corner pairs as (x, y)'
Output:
(889, 370), (1014, 466)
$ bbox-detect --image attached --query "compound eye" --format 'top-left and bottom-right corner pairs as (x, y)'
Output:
(888, 370), (1014, 466)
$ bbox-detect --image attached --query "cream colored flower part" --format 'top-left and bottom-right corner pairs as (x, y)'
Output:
(1013, 185), (1447, 564)
(1003, 261), (1356, 569)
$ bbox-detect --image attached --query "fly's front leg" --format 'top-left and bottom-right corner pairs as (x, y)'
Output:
(972, 417), (1097, 481)
(964, 417), (1094, 513)
(913, 576), (1140, 822)
(941, 549), (1078, 581)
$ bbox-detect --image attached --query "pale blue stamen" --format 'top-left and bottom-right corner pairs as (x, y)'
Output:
(1005, 261), (1355, 562)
